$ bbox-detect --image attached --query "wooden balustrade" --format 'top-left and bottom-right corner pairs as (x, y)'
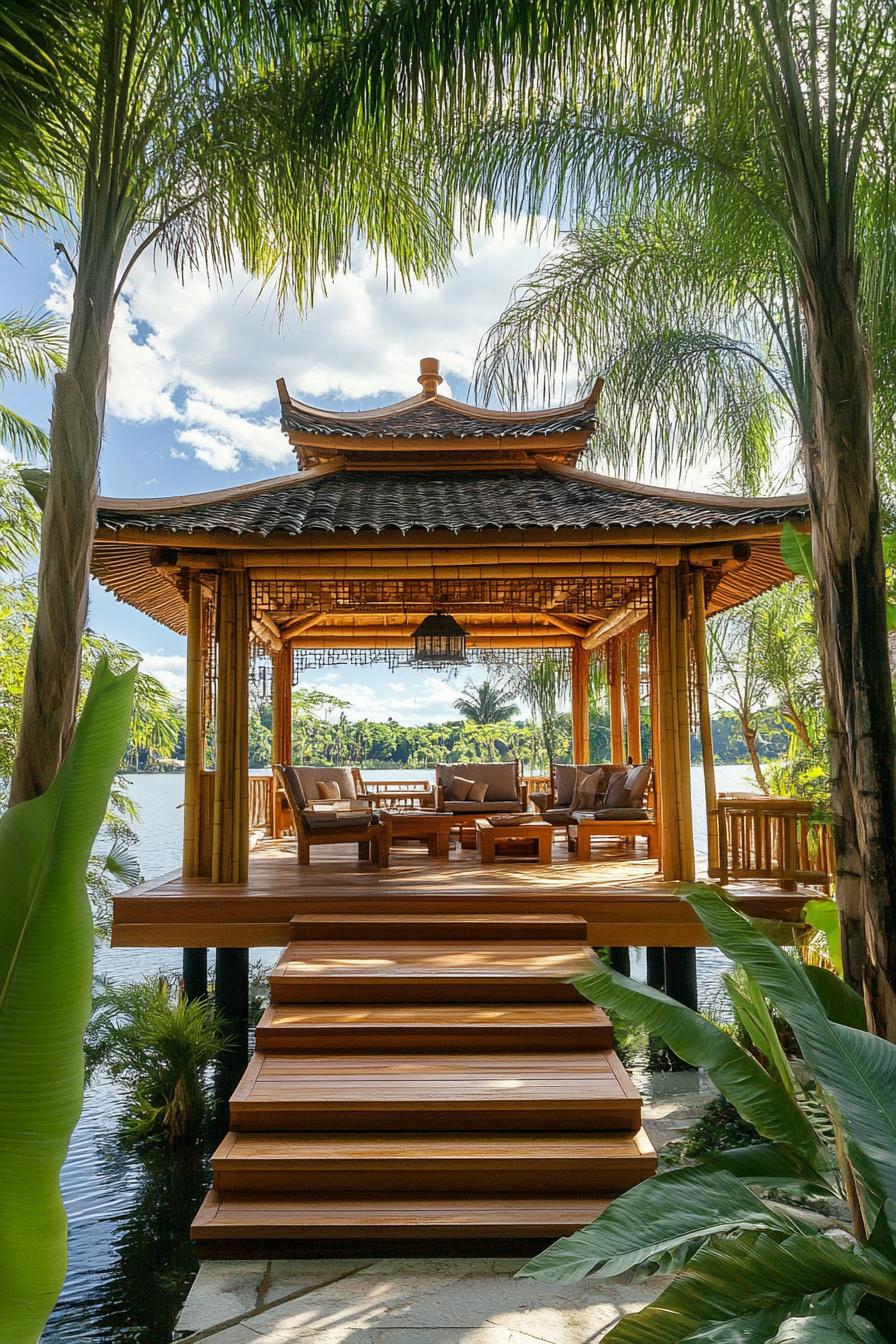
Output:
(710, 793), (832, 891)
(523, 774), (551, 795)
(249, 775), (273, 835)
(353, 774), (436, 810)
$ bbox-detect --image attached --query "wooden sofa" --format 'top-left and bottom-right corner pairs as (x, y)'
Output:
(275, 765), (390, 866)
(434, 762), (528, 823)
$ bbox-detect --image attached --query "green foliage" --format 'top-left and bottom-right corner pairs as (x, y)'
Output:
(521, 886), (896, 1341)
(85, 976), (227, 1147)
(781, 523), (816, 587)
(0, 658), (135, 1344)
(0, 311), (66, 460)
(679, 1096), (762, 1160)
(453, 678), (520, 724)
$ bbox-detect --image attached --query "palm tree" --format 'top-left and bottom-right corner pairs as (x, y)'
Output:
(317, 0), (896, 1034)
(454, 678), (520, 724)
(4, 0), (456, 807)
(0, 311), (66, 459)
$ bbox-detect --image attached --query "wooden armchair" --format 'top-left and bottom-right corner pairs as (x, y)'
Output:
(275, 765), (390, 867)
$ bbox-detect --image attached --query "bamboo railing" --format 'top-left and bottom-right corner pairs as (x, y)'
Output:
(711, 793), (832, 891)
(249, 775), (272, 834)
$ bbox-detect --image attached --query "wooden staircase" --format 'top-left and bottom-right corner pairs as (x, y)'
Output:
(192, 912), (656, 1254)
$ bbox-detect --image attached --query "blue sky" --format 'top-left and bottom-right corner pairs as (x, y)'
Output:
(2, 218), (787, 721)
(2, 220), (572, 719)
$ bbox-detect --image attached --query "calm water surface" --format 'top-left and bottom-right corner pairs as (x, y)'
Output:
(43, 764), (754, 1343)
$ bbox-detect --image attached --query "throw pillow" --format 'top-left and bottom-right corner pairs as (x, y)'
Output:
(316, 780), (342, 800)
(571, 768), (606, 812)
(625, 763), (652, 806)
(603, 769), (630, 809)
(468, 781), (489, 803)
(446, 775), (475, 801)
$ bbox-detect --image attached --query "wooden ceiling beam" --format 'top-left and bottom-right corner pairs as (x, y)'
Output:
(278, 610), (327, 640)
(582, 603), (650, 651)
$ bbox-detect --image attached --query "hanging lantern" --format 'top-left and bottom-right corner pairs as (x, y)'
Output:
(412, 611), (468, 664)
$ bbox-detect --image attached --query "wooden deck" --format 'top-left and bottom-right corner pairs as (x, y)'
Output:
(176, 836), (808, 1255)
(113, 834), (806, 950)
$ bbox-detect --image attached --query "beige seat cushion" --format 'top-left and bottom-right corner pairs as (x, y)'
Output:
(443, 799), (520, 814)
(447, 775), (475, 801)
(437, 763), (519, 802)
(571, 768), (606, 813)
(603, 770), (631, 810)
(625, 763), (652, 807)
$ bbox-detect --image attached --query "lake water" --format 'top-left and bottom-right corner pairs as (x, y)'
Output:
(43, 763), (755, 1342)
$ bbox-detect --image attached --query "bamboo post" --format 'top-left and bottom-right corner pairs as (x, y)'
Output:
(623, 632), (643, 763)
(608, 638), (625, 762)
(654, 565), (696, 881)
(691, 571), (719, 874)
(182, 576), (204, 879)
(571, 639), (591, 761)
(270, 642), (293, 838)
(212, 567), (250, 884)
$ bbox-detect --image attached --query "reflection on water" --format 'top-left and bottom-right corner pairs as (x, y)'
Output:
(43, 764), (753, 1342)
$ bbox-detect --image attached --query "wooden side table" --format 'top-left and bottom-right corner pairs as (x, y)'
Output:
(385, 809), (454, 857)
(475, 818), (552, 864)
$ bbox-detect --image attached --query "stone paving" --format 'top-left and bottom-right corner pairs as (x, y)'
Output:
(174, 1256), (666, 1343)
(172, 1085), (710, 1343)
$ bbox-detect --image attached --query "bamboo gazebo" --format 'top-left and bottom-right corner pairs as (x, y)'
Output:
(90, 356), (808, 892)
(89, 358), (818, 1253)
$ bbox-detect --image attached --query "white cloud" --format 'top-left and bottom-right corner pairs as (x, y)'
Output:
(314, 669), (462, 725)
(44, 219), (557, 475)
(139, 652), (187, 698)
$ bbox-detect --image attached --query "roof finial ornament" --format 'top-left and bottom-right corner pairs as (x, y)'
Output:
(417, 357), (443, 396)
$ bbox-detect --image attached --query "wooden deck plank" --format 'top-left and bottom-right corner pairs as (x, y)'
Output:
(192, 1191), (616, 1240)
(255, 1001), (613, 1052)
(113, 841), (806, 949)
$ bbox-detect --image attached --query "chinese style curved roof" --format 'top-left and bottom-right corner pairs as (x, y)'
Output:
(94, 462), (809, 539)
(56, 355), (811, 636)
(277, 359), (601, 468)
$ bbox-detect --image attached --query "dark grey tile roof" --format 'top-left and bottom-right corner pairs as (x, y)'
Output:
(96, 470), (810, 537)
(281, 400), (596, 439)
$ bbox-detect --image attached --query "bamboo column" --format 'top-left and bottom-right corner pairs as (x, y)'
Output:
(181, 577), (210, 999)
(653, 565), (696, 882)
(270, 642), (293, 838)
(692, 571), (719, 874)
(182, 577), (204, 879)
(571, 639), (591, 762)
(623, 632), (643, 764)
(212, 568), (250, 884)
(607, 638), (625, 762)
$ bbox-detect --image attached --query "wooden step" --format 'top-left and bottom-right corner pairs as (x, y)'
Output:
(269, 941), (601, 1004)
(228, 1050), (642, 1132)
(192, 1190), (613, 1247)
(289, 913), (589, 943)
(211, 1129), (656, 1194)
(255, 1002), (613, 1052)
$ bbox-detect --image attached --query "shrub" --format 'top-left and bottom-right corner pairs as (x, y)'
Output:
(85, 976), (228, 1145)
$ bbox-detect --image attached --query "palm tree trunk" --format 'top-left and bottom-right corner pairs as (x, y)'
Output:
(801, 256), (896, 1040)
(741, 718), (768, 793)
(9, 228), (117, 805)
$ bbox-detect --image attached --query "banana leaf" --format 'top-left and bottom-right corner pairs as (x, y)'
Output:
(600, 1229), (896, 1344)
(521, 1166), (804, 1282)
(802, 898), (843, 974)
(573, 962), (831, 1173)
(803, 963), (867, 1031)
(682, 885), (896, 1209)
(0, 659), (136, 1342)
(697, 1142), (837, 1198)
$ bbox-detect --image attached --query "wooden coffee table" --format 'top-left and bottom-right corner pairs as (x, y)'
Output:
(568, 814), (659, 860)
(475, 817), (552, 864)
(385, 809), (454, 857)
